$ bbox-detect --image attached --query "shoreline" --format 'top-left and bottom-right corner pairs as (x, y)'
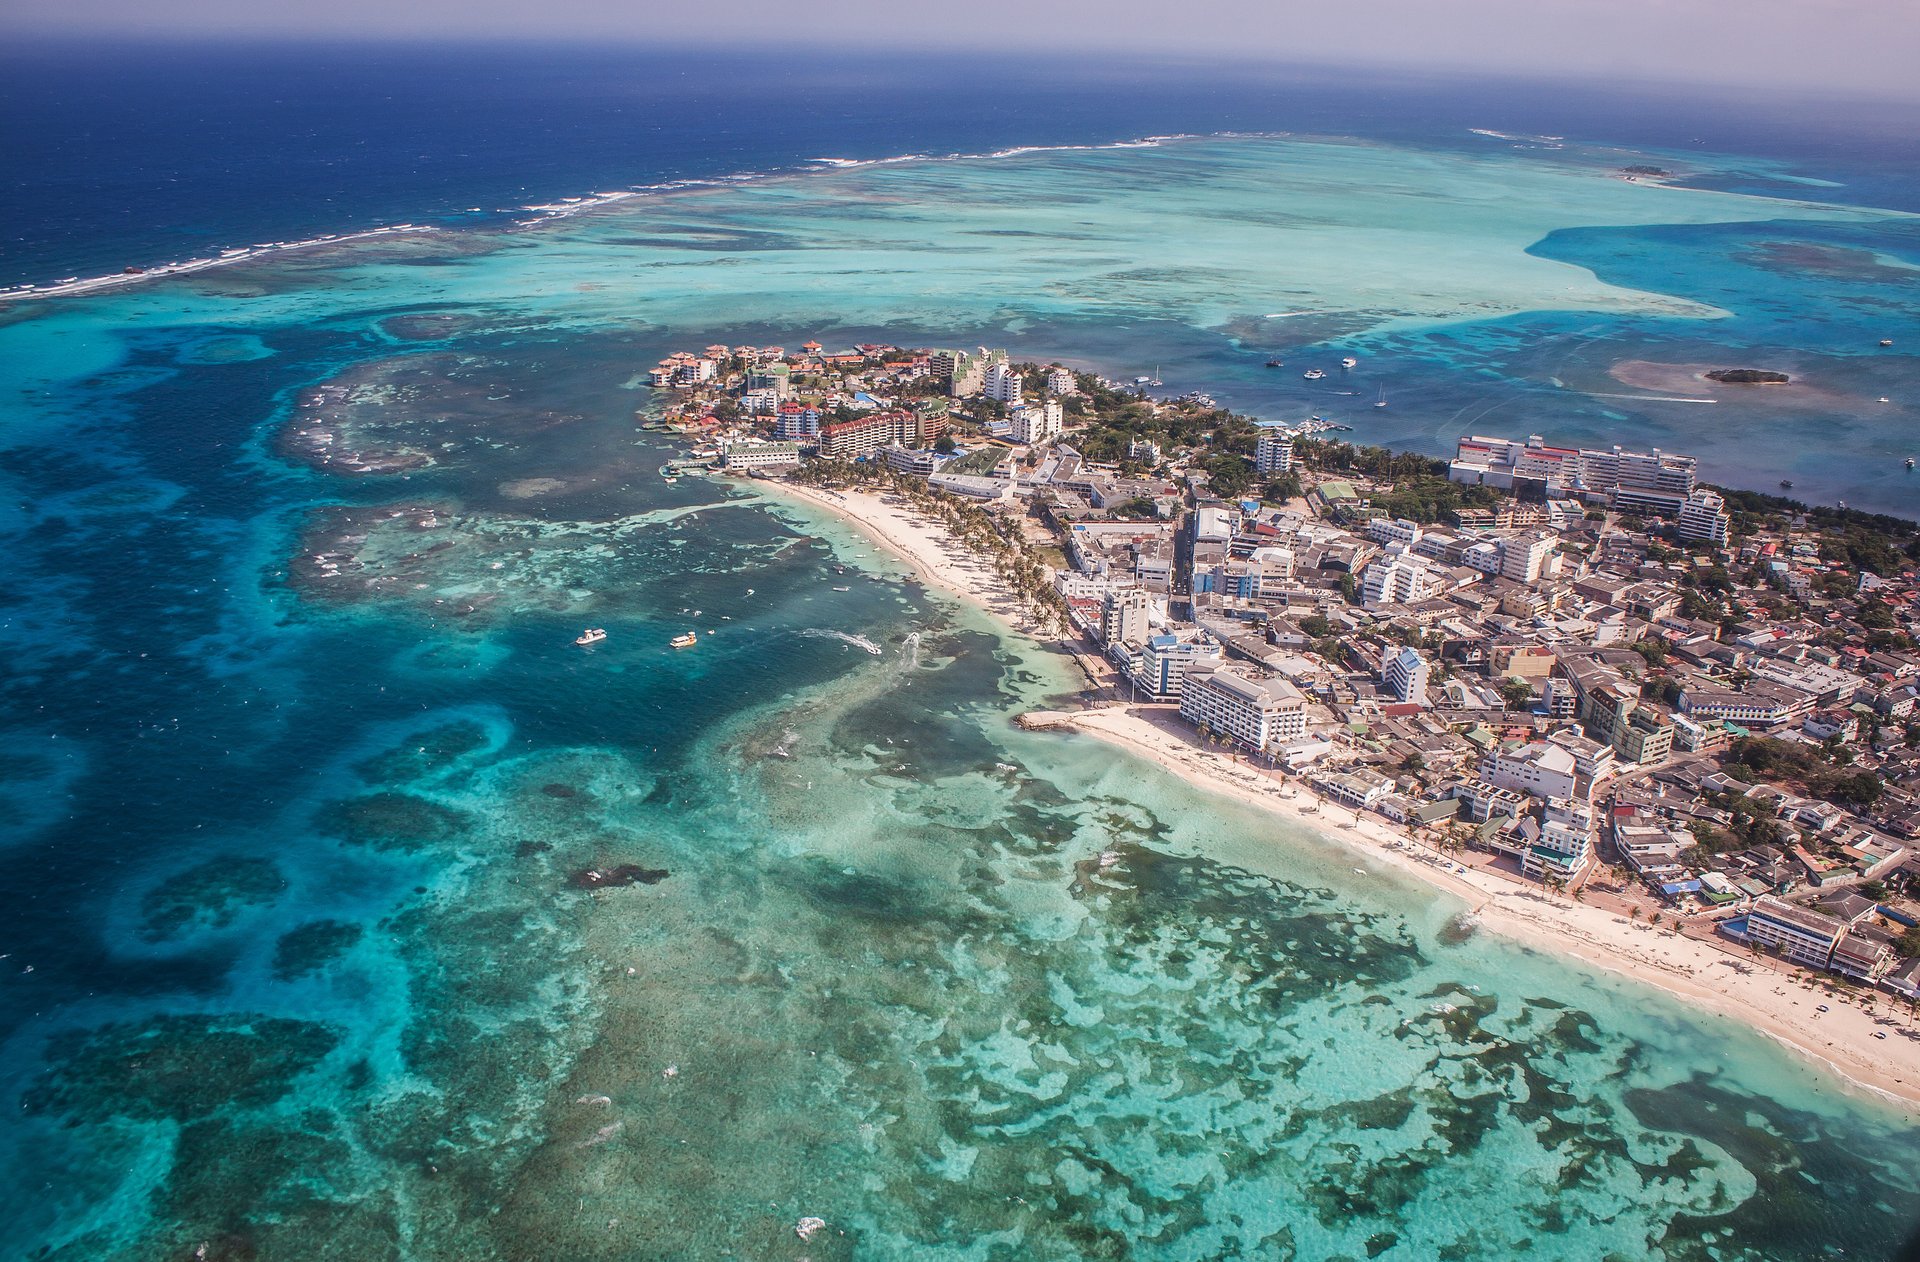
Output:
(763, 474), (1920, 1113)
(750, 478), (1055, 637)
(1043, 705), (1920, 1112)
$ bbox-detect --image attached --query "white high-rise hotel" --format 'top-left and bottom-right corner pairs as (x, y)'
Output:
(1255, 431), (1294, 474)
(1179, 667), (1307, 750)
(1449, 434), (1698, 513)
(983, 362), (1024, 405)
(1381, 646), (1430, 705)
(1677, 489), (1731, 545)
(1011, 398), (1063, 445)
(1360, 545), (1439, 607)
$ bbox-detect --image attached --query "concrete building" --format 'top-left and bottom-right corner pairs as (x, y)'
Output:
(1677, 489), (1731, 546)
(1528, 797), (1597, 880)
(1678, 680), (1813, 729)
(930, 348), (994, 397)
(747, 363), (791, 398)
(1361, 546), (1439, 608)
(1011, 398), (1063, 445)
(1134, 634), (1223, 700)
(983, 362), (1024, 405)
(1499, 531), (1557, 584)
(1315, 768), (1394, 811)
(673, 357), (717, 385)
(1449, 434), (1698, 512)
(1045, 365), (1078, 395)
(1101, 588), (1153, 650)
(1179, 666), (1308, 751)
(1830, 928), (1898, 982)
(773, 402), (820, 441)
(1255, 431), (1295, 474)
(1545, 729), (1616, 787)
(1193, 506), (1235, 545)
(881, 446), (939, 476)
(1367, 518), (1422, 547)
(1745, 896), (1845, 969)
(1613, 706), (1674, 766)
(720, 441), (802, 471)
(1381, 645), (1430, 705)
(816, 409), (947, 460)
(1480, 742), (1579, 801)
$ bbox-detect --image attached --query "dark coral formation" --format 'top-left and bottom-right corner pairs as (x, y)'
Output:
(568, 864), (669, 889)
(317, 791), (472, 852)
(272, 920), (366, 981)
(354, 720), (492, 785)
(139, 856), (288, 943)
(26, 1014), (339, 1124)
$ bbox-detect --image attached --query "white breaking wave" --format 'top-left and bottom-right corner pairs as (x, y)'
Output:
(0, 223), (438, 304)
(6, 129), (1235, 305)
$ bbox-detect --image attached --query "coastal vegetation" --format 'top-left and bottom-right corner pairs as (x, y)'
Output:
(1293, 438), (1506, 523)
(1724, 736), (1885, 808)
(787, 460), (1070, 631)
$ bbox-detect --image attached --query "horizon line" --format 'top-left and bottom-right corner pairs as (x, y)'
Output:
(4, 36), (1920, 111)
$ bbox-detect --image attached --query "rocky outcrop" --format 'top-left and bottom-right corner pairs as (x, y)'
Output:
(1706, 369), (1791, 384)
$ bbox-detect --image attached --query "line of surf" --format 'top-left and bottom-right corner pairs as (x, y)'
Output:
(0, 132), (1222, 305)
(0, 223), (439, 305)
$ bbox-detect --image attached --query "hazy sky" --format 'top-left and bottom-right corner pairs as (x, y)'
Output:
(7, 0), (1918, 101)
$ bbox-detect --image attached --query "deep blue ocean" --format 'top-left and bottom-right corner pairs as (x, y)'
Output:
(7, 41), (1920, 289)
(4, 42), (1920, 1261)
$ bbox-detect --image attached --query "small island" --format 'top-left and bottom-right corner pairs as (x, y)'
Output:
(1620, 164), (1671, 177)
(1706, 368), (1791, 385)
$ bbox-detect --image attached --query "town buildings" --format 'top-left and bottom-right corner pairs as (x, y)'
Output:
(651, 341), (1920, 1005)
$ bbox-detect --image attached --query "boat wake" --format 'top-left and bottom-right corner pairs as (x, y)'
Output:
(799, 628), (883, 655)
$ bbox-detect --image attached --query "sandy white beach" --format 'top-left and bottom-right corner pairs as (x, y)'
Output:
(752, 478), (1055, 634)
(760, 474), (1920, 1110)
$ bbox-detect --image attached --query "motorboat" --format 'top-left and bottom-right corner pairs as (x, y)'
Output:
(575, 628), (607, 646)
(1303, 369), (1326, 380)
(670, 631), (697, 648)
(1340, 356), (1358, 369)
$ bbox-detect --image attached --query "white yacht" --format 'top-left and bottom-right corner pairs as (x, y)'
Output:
(575, 628), (607, 646)
(1303, 368), (1326, 381)
(1340, 356), (1359, 369)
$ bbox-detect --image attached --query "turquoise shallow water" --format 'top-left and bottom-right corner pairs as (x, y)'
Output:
(1, 133), (1918, 1259)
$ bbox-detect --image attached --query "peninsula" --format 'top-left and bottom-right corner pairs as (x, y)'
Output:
(645, 336), (1920, 1107)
